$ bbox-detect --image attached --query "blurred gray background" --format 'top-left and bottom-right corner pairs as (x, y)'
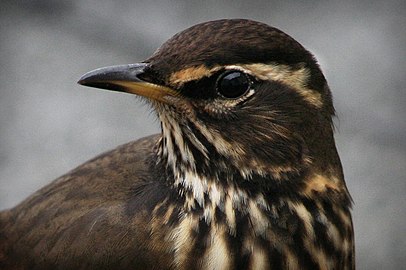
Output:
(0, 0), (405, 269)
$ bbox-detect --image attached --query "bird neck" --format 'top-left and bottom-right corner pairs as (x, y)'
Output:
(156, 111), (351, 217)
(156, 118), (289, 212)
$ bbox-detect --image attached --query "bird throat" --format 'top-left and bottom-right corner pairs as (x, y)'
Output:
(156, 108), (282, 221)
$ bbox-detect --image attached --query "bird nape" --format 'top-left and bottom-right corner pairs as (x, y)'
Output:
(0, 19), (354, 270)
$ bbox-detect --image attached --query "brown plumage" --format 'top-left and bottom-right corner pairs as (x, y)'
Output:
(0, 19), (354, 269)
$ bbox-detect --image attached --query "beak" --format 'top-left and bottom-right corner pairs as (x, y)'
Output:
(77, 63), (178, 102)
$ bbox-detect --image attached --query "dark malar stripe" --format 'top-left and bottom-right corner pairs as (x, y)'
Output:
(186, 120), (224, 172)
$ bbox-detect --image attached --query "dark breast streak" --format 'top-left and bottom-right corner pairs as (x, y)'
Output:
(151, 179), (354, 270)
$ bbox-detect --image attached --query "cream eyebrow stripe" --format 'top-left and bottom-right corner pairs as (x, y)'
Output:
(169, 65), (222, 86)
(169, 63), (323, 107)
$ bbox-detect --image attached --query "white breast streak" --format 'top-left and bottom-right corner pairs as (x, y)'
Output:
(224, 192), (236, 235)
(204, 225), (230, 270)
(248, 199), (269, 237)
(250, 247), (269, 270)
(171, 213), (199, 268)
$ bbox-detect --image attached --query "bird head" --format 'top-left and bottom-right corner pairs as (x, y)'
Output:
(79, 19), (341, 186)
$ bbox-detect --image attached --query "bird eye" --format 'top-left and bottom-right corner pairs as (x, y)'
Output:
(216, 71), (250, 99)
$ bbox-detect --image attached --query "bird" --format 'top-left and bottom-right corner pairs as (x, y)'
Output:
(0, 19), (354, 270)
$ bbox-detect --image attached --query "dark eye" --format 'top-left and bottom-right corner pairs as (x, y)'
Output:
(216, 70), (250, 99)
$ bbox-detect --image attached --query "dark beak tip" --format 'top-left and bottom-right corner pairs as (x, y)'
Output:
(77, 71), (95, 86)
(77, 68), (105, 87)
(77, 78), (85, 86)
(77, 63), (148, 89)
(77, 74), (95, 86)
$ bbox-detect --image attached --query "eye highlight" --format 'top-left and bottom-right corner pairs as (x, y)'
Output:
(216, 70), (251, 99)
